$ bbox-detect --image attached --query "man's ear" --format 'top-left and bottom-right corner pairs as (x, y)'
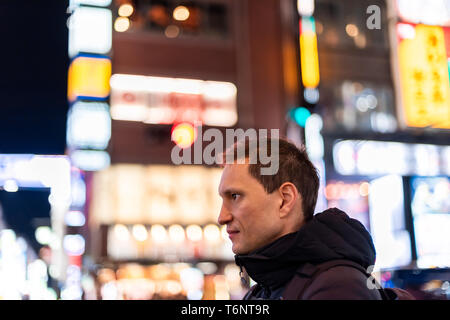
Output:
(278, 182), (299, 219)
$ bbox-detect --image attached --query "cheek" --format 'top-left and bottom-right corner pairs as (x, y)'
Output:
(238, 199), (278, 230)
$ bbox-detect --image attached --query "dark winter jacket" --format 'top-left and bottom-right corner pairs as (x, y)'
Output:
(235, 207), (382, 300)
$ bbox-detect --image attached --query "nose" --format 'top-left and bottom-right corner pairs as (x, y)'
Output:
(218, 203), (232, 226)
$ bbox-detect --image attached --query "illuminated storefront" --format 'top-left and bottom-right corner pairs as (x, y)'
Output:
(88, 164), (245, 300)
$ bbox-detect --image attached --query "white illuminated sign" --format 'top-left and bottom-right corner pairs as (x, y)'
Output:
(68, 6), (112, 58)
(297, 0), (315, 16)
(71, 150), (110, 172)
(369, 175), (412, 271)
(333, 140), (449, 176)
(0, 155), (71, 193)
(69, 0), (112, 8)
(110, 74), (238, 127)
(396, 0), (450, 26)
(67, 101), (111, 150)
(63, 234), (85, 256)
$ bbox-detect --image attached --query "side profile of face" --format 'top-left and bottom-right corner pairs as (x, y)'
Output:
(218, 163), (290, 255)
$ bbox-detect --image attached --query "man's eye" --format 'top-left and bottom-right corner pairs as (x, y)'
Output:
(231, 193), (239, 200)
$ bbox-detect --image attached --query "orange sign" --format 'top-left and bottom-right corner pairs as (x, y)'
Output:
(67, 55), (111, 102)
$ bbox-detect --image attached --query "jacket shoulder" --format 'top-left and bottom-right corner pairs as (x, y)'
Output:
(302, 265), (382, 300)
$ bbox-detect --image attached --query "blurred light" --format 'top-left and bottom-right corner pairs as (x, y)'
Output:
(114, 17), (130, 32)
(304, 87), (319, 104)
(71, 150), (110, 171)
(35, 226), (53, 245)
(297, 0), (315, 16)
(110, 74), (237, 126)
(65, 211), (86, 227)
(49, 265), (60, 279)
(369, 175), (411, 270)
(28, 259), (48, 281)
(291, 107), (311, 127)
(359, 182), (370, 197)
(213, 275), (230, 299)
(166, 280), (182, 295)
(0, 155), (70, 194)
(68, 6), (112, 57)
(316, 20), (323, 34)
(173, 6), (190, 21)
(0, 229), (16, 245)
(69, 0), (112, 7)
(171, 123), (197, 149)
(180, 267), (204, 299)
(345, 24), (359, 37)
(300, 16), (316, 34)
(49, 237), (61, 251)
(186, 225), (203, 242)
(63, 234), (85, 256)
(110, 104), (148, 122)
(397, 23), (416, 40)
(333, 140), (447, 176)
(165, 25), (180, 38)
(118, 4), (134, 17)
(71, 172), (86, 208)
(221, 225), (228, 240)
(354, 33), (367, 48)
(150, 224), (168, 244)
(201, 108), (238, 127)
(299, 18), (320, 88)
(113, 224), (130, 241)
(366, 95), (378, 109)
(203, 224), (221, 244)
(333, 140), (356, 175)
(305, 114), (324, 160)
(61, 285), (83, 300)
(168, 224), (185, 244)
(187, 289), (203, 300)
(67, 101), (111, 150)
(196, 262), (218, 275)
(414, 145), (440, 176)
(356, 96), (369, 112)
(67, 55), (111, 102)
(132, 224), (148, 242)
(3, 179), (18, 192)
(370, 113), (397, 133)
(396, 0), (450, 26)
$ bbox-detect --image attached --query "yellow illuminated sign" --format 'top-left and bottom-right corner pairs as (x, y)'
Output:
(68, 55), (111, 102)
(398, 24), (450, 129)
(300, 29), (320, 88)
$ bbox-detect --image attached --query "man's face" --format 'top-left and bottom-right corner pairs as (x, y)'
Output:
(218, 163), (283, 255)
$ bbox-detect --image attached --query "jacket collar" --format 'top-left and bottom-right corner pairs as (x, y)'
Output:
(234, 208), (376, 290)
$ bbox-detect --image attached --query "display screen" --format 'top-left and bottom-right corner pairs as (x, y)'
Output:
(368, 175), (412, 271)
(411, 176), (450, 268)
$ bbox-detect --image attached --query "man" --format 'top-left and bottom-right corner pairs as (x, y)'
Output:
(217, 137), (382, 300)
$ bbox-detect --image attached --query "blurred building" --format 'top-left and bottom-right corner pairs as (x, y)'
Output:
(77, 0), (450, 300)
(1, 0), (448, 300)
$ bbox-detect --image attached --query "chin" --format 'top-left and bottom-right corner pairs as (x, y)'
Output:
(232, 245), (250, 255)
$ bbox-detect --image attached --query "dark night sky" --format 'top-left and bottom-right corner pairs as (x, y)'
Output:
(0, 189), (51, 253)
(0, 0), (69, 154)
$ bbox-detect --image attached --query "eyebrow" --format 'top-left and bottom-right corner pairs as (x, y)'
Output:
(218, 188), (245, 197)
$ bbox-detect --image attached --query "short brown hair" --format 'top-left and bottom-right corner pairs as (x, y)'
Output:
(223, 137), (320, 221)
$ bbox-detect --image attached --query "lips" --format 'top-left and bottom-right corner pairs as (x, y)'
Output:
(227, 229), (239, 239)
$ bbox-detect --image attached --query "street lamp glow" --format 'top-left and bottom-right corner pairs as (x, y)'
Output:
(118, 4), (134, 17)
(114, 17), (130, 32)
(173, 6), (190, 21)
